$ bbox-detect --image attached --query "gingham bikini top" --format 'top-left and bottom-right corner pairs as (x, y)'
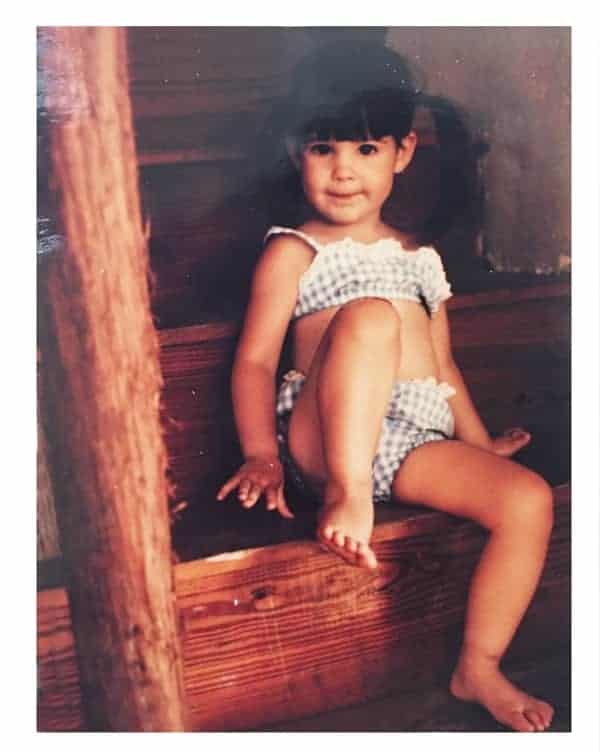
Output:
(265, 226), (452, 319)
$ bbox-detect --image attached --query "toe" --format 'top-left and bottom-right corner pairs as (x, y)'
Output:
(357, 541), (378, 569)
(344, 536), (358, 554)
(333, 529), (345, 548)
(523, 709), (545, 732)
(541, 701), (554, 727)
(508, 709), (535, 732)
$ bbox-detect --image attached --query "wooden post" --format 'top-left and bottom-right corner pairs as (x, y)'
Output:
(37, 27), (187, 730)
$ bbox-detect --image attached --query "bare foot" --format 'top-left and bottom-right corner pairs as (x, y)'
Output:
(317, 493), (377, 570)
(450, 660), (555, 732)
(490, 427), (531, 458)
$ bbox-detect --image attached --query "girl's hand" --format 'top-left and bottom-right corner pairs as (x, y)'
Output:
(216, 456), (294, 519)
(490, 427), (531, 457)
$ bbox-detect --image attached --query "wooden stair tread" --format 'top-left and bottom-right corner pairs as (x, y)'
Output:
(38, 485), (569, 590)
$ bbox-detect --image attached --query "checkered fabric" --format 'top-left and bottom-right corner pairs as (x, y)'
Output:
(276, 371), (455, 502)
(265, 226), (452, 317)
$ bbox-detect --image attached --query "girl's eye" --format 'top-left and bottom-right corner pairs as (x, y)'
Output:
(358, 143), (378, 155)
(308, 143), (332, 156)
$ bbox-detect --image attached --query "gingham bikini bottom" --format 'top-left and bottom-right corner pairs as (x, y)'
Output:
(276, 370), (456, 502)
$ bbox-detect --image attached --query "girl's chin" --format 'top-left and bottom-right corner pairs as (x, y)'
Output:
(317, 203), (365, 222)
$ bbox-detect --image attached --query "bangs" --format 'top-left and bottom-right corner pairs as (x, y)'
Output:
(298, 108), (381, 144)
(290, 88), (415, 145)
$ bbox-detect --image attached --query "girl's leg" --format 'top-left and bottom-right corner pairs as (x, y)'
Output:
(288, 298), (402, 569)
(392, 439), (555, 732)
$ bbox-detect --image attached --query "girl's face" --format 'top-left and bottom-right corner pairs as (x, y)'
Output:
(291, 133), (416, 229)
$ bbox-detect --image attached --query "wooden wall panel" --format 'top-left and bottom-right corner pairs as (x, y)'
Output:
(140, 159), (268, 325)
(125, 27), (488, 329)
(159, 323), (239, 504)
(386, 27), (570, 275)
(449, 288), (570, 486)
(40, 28), (568, 331)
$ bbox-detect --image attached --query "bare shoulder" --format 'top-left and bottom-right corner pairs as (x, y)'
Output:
(238, 234), (313, 358)
(257, 232), (316, 280)
(385, 226), (420, 251)
(263, 231), (316, 262)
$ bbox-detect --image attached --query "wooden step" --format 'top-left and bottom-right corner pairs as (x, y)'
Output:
(37, 484), (570, 731)
(264, 650), (571, 732)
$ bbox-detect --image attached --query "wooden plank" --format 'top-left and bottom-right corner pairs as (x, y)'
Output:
(158, 320), (238, 347)
(153, 282), (569, 346)
(446, 281), (569, 311)
(449, 292), (570, 347)
(128, 29), (437, 167)
(136, 108), (437, 167)
(37, 589), (84, 731)
(37, 486), (570, 731)
(37, 393), (60, 559)
(127, 27), (309, 119)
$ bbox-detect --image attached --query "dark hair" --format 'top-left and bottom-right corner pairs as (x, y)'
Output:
(259, 41), (440, 229)
(281, 41), (420, 145)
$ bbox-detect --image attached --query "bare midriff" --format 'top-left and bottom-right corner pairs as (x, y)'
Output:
(292, 297), (441, 382)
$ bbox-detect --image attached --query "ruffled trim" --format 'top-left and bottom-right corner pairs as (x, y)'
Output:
(265, 226), (322, 253)
(282, 369), (306, 382)
(396, 376), (456, 399)
(280, 371), (455, 399)
(417, 246), (452, 312)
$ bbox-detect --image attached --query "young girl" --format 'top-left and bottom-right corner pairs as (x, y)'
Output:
(217, 42), (554, 732)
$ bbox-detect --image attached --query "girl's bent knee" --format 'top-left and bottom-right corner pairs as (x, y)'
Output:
(500, 473), (554, 536)
(331, 298), (401, 345)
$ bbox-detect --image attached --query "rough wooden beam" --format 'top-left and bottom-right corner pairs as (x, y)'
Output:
(37, 26), (187, 730)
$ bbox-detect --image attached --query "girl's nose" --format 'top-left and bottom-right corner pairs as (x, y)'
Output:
(332, 150), (355, 180)
(332, 163), (354, 180)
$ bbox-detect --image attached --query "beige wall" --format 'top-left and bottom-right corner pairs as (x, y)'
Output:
(387, 27), (570, 273)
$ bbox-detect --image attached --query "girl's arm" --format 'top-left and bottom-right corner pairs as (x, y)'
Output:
(430, 303), (530, 456)
(217, 235), (313, 516)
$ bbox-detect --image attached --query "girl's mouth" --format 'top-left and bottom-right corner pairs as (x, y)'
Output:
(327, 192), (361, 201)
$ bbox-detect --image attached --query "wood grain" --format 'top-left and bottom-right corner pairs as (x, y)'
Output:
(37, 389), (60, 560)
(37, 486), (570, 731)
(37, 26), (187, 731)
(37, 588), (84, 731)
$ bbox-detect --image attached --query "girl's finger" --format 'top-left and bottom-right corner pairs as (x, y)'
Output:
(238, 479), (252, 500)
(216, 474), (241, 500)
(243, 484), (264, 506)
(265, 486), (279, 512)
(505, 427), (529, 439)
(276, 487), (294, 519)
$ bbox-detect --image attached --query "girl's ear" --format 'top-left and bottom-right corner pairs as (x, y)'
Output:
(394, 131), (417, 174)
(285, 137), (302, 170)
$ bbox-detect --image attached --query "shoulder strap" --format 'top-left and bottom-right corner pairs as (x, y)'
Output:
(264, 226), (322, 253)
